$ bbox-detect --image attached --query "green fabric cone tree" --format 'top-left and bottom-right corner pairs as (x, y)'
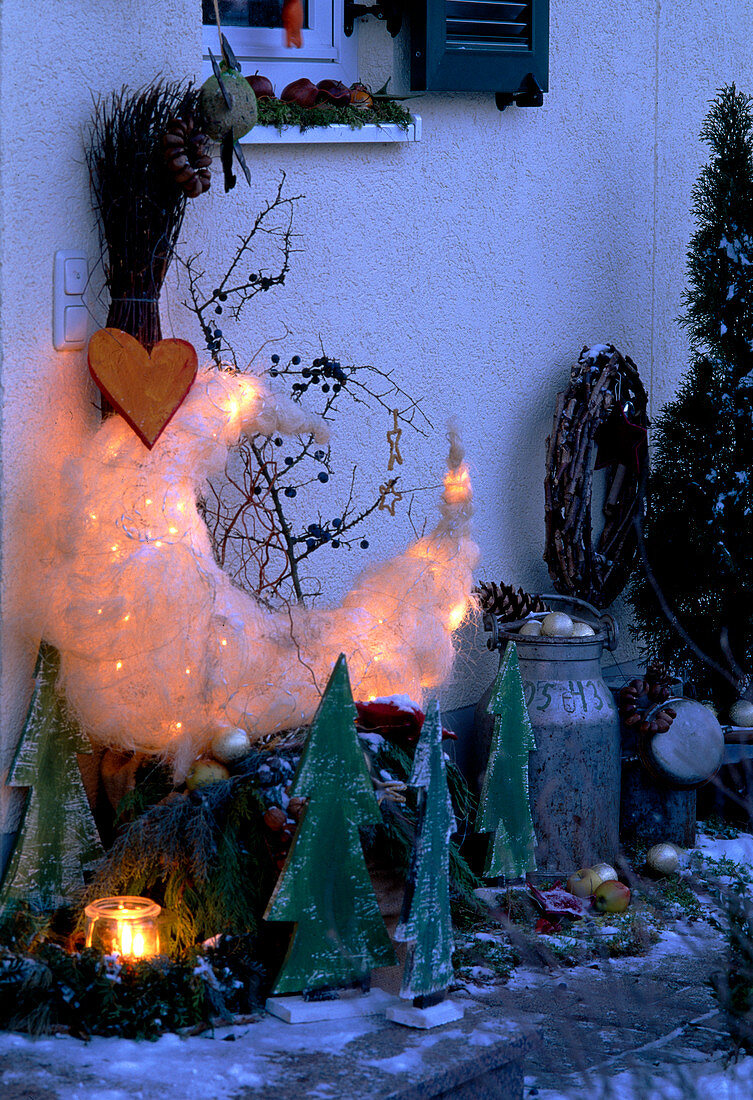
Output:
(0, 642), (104, 913)
(629, 85), (753, 707)
(395, 700), (457, 1000)
(264, 653), (395, 995)
(477, 642), (537, 879)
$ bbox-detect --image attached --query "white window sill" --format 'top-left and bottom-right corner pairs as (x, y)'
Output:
(240, 114), (422, 145)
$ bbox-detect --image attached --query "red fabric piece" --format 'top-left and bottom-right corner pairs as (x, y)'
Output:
(355, 699), (457, 743)
(527, 881), (588, 922)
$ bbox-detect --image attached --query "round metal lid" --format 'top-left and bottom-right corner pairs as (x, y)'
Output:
(639, 696), (724, 789)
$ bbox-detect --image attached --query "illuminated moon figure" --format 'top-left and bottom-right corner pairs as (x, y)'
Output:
(36, 369), (478, 776)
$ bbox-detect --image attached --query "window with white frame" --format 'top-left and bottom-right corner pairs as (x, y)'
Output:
(202, 1), (358, 92)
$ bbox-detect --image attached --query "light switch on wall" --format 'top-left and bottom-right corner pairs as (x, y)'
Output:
(53, 250), (89, 350)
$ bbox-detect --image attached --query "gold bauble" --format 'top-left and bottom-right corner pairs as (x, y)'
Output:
(729, 700), (753, 728)
(572, 621), (596, 637)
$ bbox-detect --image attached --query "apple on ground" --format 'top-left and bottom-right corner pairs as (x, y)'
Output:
(593, 880), (631, 913)
(566, 867), (603, 898)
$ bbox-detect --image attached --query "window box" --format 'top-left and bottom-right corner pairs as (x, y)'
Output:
(241, 114), (421, 144)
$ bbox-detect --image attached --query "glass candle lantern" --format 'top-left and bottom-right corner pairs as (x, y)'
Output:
(84, 896), (161, 959)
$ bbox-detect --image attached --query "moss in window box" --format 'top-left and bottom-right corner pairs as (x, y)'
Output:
(255, 96), (412, 134)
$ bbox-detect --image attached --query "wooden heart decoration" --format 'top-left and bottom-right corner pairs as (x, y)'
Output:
(88, 328), (198, 449)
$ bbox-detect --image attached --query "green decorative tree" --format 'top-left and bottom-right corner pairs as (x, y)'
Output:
(394, 700), (456, 1000)
(476, 643), (537, 879)
(264, 654), (395, 995)
(630, 86), (753, 708)
(0, 642), (104, 913)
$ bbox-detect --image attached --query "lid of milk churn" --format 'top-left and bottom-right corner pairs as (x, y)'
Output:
(638, 697), (724, 789)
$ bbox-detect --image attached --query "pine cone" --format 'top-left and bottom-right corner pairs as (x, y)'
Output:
(475, 581), (547, 622)
(163, 115), (211, 199)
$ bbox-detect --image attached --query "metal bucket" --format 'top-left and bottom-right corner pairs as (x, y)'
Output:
(481, 595), (621, 873)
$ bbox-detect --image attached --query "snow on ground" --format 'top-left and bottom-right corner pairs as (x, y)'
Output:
(0, 1014), (381, 1100)
(695, 830), (753, 867)
(2, 830), (753, 1099)
(527, 1051), (753, 1100)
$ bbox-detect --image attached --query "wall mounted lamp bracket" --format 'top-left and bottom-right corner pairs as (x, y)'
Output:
(495, 73), (545, 112)
(344, 1), (403, 38)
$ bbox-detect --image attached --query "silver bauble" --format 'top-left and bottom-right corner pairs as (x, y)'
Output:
(646, 842), (680, 875)
(210, 727), (252, 764)
(729, 700), (753, 728)
(541, 611), (574, 638)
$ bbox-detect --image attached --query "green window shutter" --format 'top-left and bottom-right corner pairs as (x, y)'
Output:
(411, 1), (549, 101)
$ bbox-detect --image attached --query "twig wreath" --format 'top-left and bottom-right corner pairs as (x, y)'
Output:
(544, 344), (649, 609)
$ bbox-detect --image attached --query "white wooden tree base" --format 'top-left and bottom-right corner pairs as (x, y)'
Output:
(266, 987), (398, 1024)
(386, 999), (465, 1029)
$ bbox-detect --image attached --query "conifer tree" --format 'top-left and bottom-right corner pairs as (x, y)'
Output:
(395, 700), (456, 1000)
(476, 643), (537, 879)
(0, 642), (104, 913)
(630, 85), (753, 706)
(264, 654), (395, 995)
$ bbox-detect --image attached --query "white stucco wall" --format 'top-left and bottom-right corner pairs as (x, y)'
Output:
(1, 2), (751, 827)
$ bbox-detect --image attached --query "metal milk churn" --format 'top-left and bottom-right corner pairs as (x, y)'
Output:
(481, 595), (621, 873)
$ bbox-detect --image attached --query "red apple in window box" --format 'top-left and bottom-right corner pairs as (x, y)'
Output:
(317, 79), (351, 107)
(593, 880), (631, 913)
(246, 72), (275, 100)
(281, 78), (319, 108)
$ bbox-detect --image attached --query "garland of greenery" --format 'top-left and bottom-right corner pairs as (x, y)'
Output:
(0, 917), (268, 1039)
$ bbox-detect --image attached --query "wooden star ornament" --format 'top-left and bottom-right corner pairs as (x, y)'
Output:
(387, 409), (404, 471)
(378, 478), (403, 516)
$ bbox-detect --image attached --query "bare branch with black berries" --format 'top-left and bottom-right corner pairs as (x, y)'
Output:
(180, 172), (302, 367)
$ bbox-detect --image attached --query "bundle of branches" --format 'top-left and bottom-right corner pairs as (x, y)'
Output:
(182, 178), (431, 605)
(544, 344), (649, 609)
(87, 81), (200, 350)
